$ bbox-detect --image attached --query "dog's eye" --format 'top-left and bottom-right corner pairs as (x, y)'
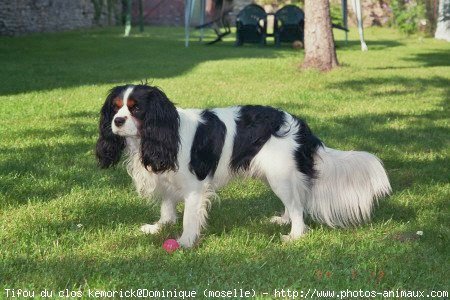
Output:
(129, 105), (139, 112)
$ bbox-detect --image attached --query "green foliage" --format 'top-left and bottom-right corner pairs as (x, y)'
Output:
(91, 0), (104, 22)
(0, 27), (449, 293)
(330, 2), (344, 27)
(390, 0), (426, 35)
(91, 0), (120, 25)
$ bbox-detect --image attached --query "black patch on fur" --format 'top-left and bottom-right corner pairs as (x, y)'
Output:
(293, 117), (323, 178)
(189, 110), (227, 181)
(231, 105), (286, 172)
(132, 85), (180, 173)
(95, 85), (127, 168)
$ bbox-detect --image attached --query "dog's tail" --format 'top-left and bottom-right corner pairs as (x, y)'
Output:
(306, 146), (391, 227)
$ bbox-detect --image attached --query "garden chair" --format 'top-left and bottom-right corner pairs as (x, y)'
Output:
(235, 4), (267, 46)
(274, 5), (305, 46)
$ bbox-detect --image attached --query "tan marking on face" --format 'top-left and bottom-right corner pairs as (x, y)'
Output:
(127, 98), (137, 110)
(113, 98), (123, 110)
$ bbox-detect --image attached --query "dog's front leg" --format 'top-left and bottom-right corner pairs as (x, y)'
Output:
(141, 198), (178, 235)
(177, 190), (207, 248)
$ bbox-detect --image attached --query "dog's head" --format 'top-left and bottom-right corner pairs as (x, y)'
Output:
(95, 84), (180, 173)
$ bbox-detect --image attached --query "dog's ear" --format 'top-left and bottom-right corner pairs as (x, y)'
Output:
(138, 86), (180, 173)
(95, 87), (126, 168)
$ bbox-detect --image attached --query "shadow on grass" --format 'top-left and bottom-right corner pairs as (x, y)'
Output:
(1, 212), (447, 291)
(0, 26), (412, 96)
(2, 106), (447, 290)
(403, 49), (450, 67)
(0, 149), (125, 206)
(0, 122), (129, 208)
(3, 171), (446, 289)
(335, 39), (405, 51)
(0, 28), (283, 96)
(292, 111), (447, 189)
(326, 75), (450, 98)
(370, 49), (450, 70)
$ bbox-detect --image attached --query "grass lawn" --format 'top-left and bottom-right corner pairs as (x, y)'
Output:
(0, 26), (449, 298)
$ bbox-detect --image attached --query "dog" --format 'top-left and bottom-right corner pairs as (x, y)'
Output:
(95, 84), (391, 248)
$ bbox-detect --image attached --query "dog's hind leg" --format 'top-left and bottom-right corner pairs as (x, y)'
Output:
(266, 172), (309, 242)
(141, 198), (179, 235)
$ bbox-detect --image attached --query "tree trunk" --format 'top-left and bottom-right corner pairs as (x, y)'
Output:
(138, 0), (144, 32)
(435, 0), (450, 41)
(302, 0), (339, 71)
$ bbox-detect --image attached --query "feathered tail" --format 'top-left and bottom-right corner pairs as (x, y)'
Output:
(306, 146), (391, 227)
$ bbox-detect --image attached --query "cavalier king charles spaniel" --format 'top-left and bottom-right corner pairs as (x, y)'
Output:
(96, 84), (391, 248)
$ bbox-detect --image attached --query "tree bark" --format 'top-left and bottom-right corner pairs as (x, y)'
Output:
(302, 0), (339, 71)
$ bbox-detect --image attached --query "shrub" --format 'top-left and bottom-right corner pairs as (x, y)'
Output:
(390, 0), (426, 35)
(329, 2), (344, 27)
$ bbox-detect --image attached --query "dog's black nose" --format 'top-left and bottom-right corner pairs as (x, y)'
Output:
(114, 117), (126, 127)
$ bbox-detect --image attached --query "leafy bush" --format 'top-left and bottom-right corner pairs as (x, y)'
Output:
(390, 0), (426, 34)
(329, 2), (344, 27)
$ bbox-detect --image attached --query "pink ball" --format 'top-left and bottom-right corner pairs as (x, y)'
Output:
(162, 239), (180, 253)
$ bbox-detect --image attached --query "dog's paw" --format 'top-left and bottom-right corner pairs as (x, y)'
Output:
(281, 234), (295, 243)
(140, 223), (161, 235)
(177, 235), (195, 248)
(270, 216), (290, 225)
(281, 230), (308, 243)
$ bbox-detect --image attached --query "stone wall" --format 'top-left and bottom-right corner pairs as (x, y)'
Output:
(0, 0), (287, 36)
(0, 0), (117, 36)
(133, 0), (184, 26)
(133, 0), (255, 27)
(0, 0), (395, 36)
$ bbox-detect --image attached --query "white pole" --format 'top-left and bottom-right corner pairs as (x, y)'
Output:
(185, 0), (193, 47)
(200, 0), (206, 41)
(352, 0), (368, 51)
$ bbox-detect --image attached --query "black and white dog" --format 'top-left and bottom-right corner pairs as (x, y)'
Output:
(96, 84), (391, 248)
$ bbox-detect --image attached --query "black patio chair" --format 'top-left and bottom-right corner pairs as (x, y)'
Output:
(235, 4), (267, 46)
(274, 5), (304, 46)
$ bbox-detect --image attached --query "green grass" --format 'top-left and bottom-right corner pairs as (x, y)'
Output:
(0, 27), (449, 298)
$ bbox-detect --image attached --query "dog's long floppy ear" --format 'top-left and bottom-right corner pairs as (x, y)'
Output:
(95, 86), (126, 168)
(139, 86), (180, 173)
